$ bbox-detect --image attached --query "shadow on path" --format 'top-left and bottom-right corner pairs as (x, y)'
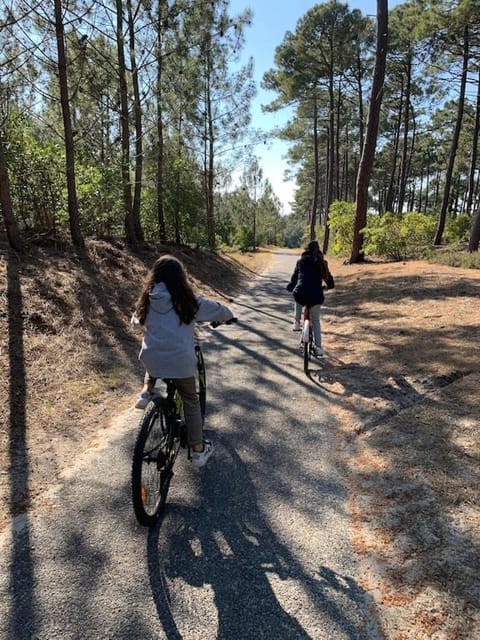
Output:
(6, 254), (36, 639)
(147, 440), (375, 639)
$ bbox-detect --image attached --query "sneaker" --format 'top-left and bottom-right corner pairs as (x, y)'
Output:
(312, 345), (325, 357)
(292, 320), (301, 331)
(134, 391), (153, 409)
(191, 439), (214, 468)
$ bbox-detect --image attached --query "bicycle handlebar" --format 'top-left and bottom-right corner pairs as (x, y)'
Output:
(210, 317), (238, 328)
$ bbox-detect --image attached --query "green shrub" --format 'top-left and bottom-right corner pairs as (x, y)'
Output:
(363, 211), (436, 259)
(444, 214), (472, 244)
(328, 201), (355, 255)
(233, 224), (255, 252)
(6, 114), (64, 233)
(362, 212), (405, 259)
(399, 212), (437, 257)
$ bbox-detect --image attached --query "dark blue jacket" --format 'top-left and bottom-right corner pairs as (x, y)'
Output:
(287, 252), (331, 308)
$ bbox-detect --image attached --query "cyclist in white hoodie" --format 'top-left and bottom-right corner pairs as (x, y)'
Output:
(132, 255), (234, 467)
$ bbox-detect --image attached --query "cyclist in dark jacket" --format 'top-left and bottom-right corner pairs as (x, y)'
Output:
(286, 240), (334, 356)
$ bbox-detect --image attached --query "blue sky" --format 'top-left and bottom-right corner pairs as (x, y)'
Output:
(228, 0), (405, 214)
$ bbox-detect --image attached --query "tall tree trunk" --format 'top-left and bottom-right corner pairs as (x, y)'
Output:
(434, 24), (469, 245)
(0, 132), (22, 251)
(323, 134), (330, 225)
(408, 184), (415, 211)
(205, 58), (216, 250)
(425, 170), (430, 212)
(418, 168), (424, 212)
(252, 174), (257, 250)
(433, 171), (440, 210)
(405, 106), (416, 211)
(156, 0), (166, 243)
(397, 55), (412, 214)
(335, 84), (342, 200)
(349, 0), (388, 264)
(54, 0), (84, 249)
(322, 72), (335, 254)
(466, 67), (480, 215)
(468, 203), (480, 251)
(174, 116), (182, 245)
(344, 125), (350, 200)
(356, 49), (365, 157)
(126, 0), (144, 242)
(385, 78), (404, 213)
(115, 0), (135, 245)
(453, 174), (461, 215)
(206, 126), (215, 249)
(309, 94), (320, 240)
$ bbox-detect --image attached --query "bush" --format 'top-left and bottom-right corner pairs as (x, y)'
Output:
(398, 211), (437, 257)
(362, 212), (405, 259)
(233, 224), (255, 252)
(6, 114), (64, 233)
(328, 201), (355, 255)
(363, 211), (436, 259)
(444, 214), (472, 244)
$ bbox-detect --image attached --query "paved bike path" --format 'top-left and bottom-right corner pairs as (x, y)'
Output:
(0, 250), (383, 639)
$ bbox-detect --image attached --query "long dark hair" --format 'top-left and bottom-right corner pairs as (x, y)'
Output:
(303, 240), (328, 279)
(135, 255), (199, 325)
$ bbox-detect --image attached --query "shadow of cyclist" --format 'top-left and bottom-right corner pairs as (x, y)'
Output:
(147, 438), (377, 639)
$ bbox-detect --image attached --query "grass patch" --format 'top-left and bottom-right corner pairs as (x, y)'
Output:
(425, 247), (480, 269)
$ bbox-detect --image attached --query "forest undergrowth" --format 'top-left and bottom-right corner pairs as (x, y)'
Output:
(1, 238), (479, 640)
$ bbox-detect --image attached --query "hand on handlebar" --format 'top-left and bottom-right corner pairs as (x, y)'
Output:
(210, 317), (238, 328)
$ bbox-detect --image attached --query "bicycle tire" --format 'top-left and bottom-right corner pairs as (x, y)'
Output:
(302, 319), (310, 374)
(196, 346), (206, 424)
(131, 399), (178, 526)
(303, 343), (310, 373)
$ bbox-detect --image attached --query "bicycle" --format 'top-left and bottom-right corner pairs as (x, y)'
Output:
(299, 306), (325, 373)
(300, 305), (314, 374)
(131, 318), (236, 527)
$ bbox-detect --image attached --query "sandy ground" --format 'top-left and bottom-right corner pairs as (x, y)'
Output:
(318, 257), (480, 640)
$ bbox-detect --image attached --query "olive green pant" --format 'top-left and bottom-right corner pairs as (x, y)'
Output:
(144, 373), (203, 447)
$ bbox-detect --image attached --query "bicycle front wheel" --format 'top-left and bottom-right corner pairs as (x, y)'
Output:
(302, 319), (310, 374)
(131, 400), (177, 526)
(195, 345), (206, 424)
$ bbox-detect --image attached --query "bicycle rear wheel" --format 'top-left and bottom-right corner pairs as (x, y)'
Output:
(131, 400), (178, 526)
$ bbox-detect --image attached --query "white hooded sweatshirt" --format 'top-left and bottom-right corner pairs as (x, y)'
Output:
(138, 282), (233, 379)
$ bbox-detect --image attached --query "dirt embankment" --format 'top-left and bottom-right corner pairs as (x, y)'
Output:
(0, 240), (268, 530)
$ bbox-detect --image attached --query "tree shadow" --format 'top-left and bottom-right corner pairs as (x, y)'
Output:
(198, 257), (480, 636)
(5, 252), (36, 639)
(342, 387), (480, 633)
(146, 439), (378, 639)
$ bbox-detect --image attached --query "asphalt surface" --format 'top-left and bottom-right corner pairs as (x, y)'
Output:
(0, 250), (383, 639)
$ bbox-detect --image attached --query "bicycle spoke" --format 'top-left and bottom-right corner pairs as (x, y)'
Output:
(132, 402), (177, 526)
